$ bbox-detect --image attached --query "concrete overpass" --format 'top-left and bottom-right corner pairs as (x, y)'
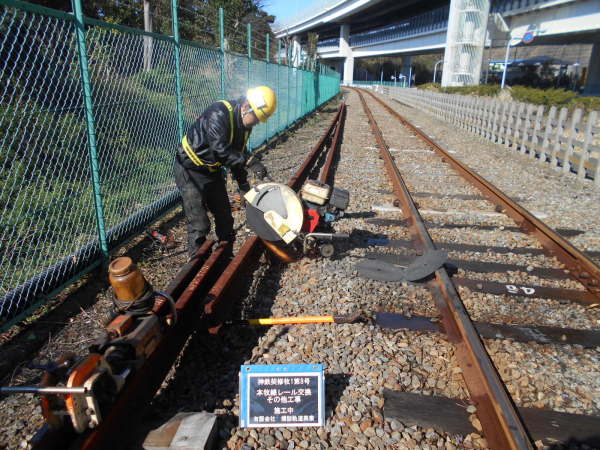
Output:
(273, 0), (600, 93)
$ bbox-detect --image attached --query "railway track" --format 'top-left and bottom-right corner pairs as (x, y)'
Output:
(25, 103), (347, 450)
(4, 89), (600, 449)
(351, 87), (600, 449)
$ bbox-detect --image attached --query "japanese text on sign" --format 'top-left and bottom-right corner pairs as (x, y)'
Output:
(239, 364), (325, 428)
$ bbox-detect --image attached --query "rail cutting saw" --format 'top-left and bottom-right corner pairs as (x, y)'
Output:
(244, 179), (350, 258)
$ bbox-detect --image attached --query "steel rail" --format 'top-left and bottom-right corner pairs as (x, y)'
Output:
(204, 103), (346, 329)
(320, 104), (346, 185)
(362, 89), (600, 301)
(32, 101), (346, 450)
(353, 88), (533, 450)
(33, 239), (221, 450)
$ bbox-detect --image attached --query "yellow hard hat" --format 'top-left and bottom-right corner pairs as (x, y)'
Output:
(246, 86), (277, 122)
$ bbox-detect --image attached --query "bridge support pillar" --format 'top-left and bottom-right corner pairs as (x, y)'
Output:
(340, 24), (354, 84)
(442, 0), (490, 87)
(401, 56), (412, 87)
(583, 43), (600, 96)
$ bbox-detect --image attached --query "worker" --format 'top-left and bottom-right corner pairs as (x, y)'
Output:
(174, 86), (276, 258)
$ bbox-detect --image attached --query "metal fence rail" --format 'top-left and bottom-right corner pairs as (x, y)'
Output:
(348, 5), (449, 48)
(375, 86), (600, 183)
(0, 0), (340, 330)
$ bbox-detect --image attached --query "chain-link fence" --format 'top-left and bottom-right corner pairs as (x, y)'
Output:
(0, 0), (340, 330)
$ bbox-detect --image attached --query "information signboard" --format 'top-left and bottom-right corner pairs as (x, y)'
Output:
(239, 364), (325, 428)
(522, 31), (535, 44)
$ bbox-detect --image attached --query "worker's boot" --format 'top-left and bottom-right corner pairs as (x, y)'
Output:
(218, 240), (234, 262)
(188, 236), (207, 259)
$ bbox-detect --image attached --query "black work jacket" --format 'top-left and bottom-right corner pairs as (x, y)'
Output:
(178, 98), (250, 190)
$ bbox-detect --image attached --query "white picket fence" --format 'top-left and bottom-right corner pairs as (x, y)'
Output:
(374, 86), (600, 184)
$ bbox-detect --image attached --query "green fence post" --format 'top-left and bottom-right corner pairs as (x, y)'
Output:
(297, 67), (300, 119)
(247, 23), (252, 90)
(171, 0), (184, 140)
(277, 39), (281, 132)
(219, 7), (225, 99)
(265, 33), (269, 140)
(71, 0), (109, 261)
(287, 57), (291, 125)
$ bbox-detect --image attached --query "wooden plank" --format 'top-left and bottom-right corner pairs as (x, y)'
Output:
(411, 192), (488, 201)
(384, 391), (600, 447)
(472, 320), (600, 347)
(375, 311), (600, 347)
(367, 252), (572, 279)
(364, 217), (585, 237)
(384, 391), (474, 435)
(456, 278), (597, 305)
(369, 237), (600, 259)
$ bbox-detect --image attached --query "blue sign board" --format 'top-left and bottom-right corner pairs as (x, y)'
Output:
(522, 31), (535, 44)
(239, 364), (325, 428)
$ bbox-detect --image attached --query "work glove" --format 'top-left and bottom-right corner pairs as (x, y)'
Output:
(249, 160), (268, 180)
(234, 184), (249, 209)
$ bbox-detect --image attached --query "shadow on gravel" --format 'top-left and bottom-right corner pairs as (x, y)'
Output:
(128, 257), (289, 448)
(325, 373), (350, 418)
(343, 211), (376, 219)
(327, 230), (391, 262)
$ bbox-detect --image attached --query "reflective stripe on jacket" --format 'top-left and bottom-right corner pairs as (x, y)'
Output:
(180, 99), (250, 173)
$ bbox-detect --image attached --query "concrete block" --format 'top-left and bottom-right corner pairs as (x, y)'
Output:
(143, 412), (217, 450)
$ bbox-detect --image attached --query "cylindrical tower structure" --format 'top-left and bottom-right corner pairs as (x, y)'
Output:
(442, 0), (490, 86)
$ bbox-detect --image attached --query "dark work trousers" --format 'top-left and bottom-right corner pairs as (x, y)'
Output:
(174, 156), (235, 257)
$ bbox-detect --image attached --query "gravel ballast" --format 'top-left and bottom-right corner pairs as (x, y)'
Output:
(1, 89), (599, 450)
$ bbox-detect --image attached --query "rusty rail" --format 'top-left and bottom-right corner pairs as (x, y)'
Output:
(33, 240), (222, 450)
(320, 104), (346, 185)
(362, 89), (600, 301)
(32, 101), (346, 450)
(204, 103), (346, 328)
(354, 87), (533, 450)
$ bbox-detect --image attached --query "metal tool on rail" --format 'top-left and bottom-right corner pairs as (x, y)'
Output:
(360, 88), (600, 302)
(18, 102), (345, 450)
(1, 257), (179, 434)
(353, 87), (534, 450)
(244, 179), (350, 259)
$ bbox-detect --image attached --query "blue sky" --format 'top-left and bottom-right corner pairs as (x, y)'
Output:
(263, 0), (316, 22)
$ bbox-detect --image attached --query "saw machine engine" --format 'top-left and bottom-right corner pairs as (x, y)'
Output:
(1, 257), (174, 434)
(244, 180), (350, 258)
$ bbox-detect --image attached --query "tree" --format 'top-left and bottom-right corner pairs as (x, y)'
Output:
(28, 0), (275, 54)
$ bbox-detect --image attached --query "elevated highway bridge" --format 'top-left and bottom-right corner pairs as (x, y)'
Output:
(273, 0), (600, 94)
